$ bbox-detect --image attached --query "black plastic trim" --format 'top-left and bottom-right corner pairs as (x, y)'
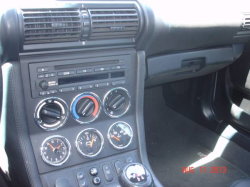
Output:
(0, 9), (20, 63)
(136, 51), (163, 187)
(16, 1), (144, 52)
(19, 45), (134, 56)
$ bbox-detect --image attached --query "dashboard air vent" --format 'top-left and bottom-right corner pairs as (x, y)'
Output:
(242, 13), (250, 31)
(237, 13), (250, 36)
(22, 9), (81, 44)
(88, 9), (140, 40)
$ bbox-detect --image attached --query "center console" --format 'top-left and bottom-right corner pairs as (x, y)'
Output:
(0, 1), (163, 187)
(19, 48), (154, 187)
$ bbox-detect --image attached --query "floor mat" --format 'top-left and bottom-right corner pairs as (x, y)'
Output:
(144, 86), (249, 187)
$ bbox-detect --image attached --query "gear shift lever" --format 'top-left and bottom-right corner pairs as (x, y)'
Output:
(119, 163), (154, 187)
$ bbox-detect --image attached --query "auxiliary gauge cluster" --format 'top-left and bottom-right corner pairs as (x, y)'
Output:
(35, 87), (133, 166)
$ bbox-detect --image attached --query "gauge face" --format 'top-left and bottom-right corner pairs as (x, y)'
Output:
(107, 121), (133, 149)
(76, 129), (104, 158)
(40, 136), (71, 166)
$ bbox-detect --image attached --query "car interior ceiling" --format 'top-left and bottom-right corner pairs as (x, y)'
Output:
(1, 1), (250, 187)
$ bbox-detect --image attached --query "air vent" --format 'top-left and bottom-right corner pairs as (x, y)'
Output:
(88, 9), (140, 40)
(22, 9), (81, 44)
(242, 13), (250, 30)
(237, 13), (250, 36)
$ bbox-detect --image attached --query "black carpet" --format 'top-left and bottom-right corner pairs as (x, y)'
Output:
(144, 86), (249, 187)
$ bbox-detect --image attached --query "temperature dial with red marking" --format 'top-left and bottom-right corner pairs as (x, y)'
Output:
(71, 92), (101, 124)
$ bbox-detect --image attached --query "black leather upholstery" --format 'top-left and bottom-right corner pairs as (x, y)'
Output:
(229, 179), (250, 187)
(1, 62), (42, 187)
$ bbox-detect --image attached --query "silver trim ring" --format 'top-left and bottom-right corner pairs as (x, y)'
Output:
(124, 163), (149, 186)
(70, 92), (102, 124)
(75, 128), (104, 158)
(103, 87), (131, 118)
(40, 135), (71, 166)
(107, 121), (133, 150)
(34, 97), (69, 131)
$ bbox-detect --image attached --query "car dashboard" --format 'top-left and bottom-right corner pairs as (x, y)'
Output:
(0, 0), (250, 187)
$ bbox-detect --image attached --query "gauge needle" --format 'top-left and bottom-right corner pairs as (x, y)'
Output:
(112, 135), (120, 141)
(48, 143), (55, 151)
(56, 145), (61, 149)
(90, 138), (94, 147)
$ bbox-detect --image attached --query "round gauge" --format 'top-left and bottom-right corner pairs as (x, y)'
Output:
(103, 87), (131, 118)
(107, 121), (133, 149)
(71, 92), (101, 124)
(76, 128), (104, 158)
(40, 135), (71, 166)
(34, 97), (69, 131)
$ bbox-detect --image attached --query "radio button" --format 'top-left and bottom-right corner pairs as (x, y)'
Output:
(78, 85), (94, 90)
(39, 91), (47, 96)
(44, 73), (49, 78)
(38, 74), (45, 79)
(77, 68), (93, 74)
(58, 87), (76, 93)
(37, 67), (48, 73)
(95, 82), (110, 88)
(95, 67), (109, 72)
(58, 70), (75, 76)
(111, 65), (125, 70)
(50, 90), (58, 94)
(49, 72), (56, 77)
(111, 80), (125, 86)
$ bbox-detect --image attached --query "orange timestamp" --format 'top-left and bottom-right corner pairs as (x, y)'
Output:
(182, 167), (227, 174)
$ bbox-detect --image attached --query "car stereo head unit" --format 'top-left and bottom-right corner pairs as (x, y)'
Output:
(29, 55), (131, 98)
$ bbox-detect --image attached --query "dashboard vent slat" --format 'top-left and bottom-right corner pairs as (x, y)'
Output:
(89, 9), (140, 40)
(242, 13), (250, 30)
(22, 9), (81, 44)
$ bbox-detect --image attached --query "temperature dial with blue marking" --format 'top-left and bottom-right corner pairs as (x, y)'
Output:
(71, 92), (101, 124)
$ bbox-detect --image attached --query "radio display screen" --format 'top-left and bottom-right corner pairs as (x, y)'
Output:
(58, 73), (109, 85)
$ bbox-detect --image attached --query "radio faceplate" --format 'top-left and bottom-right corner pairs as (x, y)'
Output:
(29, 55), (131, 98)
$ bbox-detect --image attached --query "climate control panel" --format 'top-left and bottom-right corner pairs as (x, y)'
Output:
(34, 88), (131, 130)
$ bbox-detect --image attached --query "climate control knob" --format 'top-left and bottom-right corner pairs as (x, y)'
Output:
(71, 93), (101, 124)
(103, 88), (131, 118)
(34, 98), (69, 131)
(76, 97), (95, 117)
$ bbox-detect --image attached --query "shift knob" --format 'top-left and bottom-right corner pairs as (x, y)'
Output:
(119, 163), (153, 187)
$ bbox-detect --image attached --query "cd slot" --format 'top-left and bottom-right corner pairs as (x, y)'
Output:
(55, 60), (118, 70)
